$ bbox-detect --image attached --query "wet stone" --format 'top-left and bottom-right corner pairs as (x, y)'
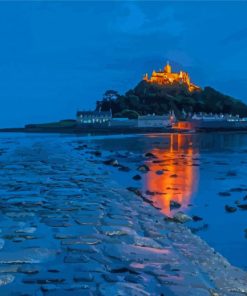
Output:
(23, 277), (65, 284)
(166, 212), (192, 223)
(237, 204), (247, 210)
(0, 265), (19, 273)
(101, 226), (131, 237)
(219, 192), (231, 197)
(225, 205), (237, 213)
(102, 273), (119, 283)
(133, 174), (142, 181)
(73, 272), (94, 282)
(99, 282), (150, 296)
(74, 217), (99, 225)
(73, 224), (98, 235)
(41, 218), (71, 227)
(170, 174), (178, 178)
(0, 248), (55, 264)
(0, 274), (15, 286)
(18, 265), (40, 274)
(61, 238), (101, 246)
(170, 200), (181, 210)
(124, 274), (142, 284)
(15, 227), (37, 234)
(41, 284), (58, 292)
(156, 170), (164, 175)
(54, 234), (77, 240)
(103, 159), (119, 166)
(192, 215), (203, 222)
(67, 244), (98, 254)
(137, 164), (150, 173)
(64, 254), (89, 263)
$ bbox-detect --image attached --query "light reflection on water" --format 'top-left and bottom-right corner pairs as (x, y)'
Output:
(144, 134), (199, 216)
(86, 132), (247, 270)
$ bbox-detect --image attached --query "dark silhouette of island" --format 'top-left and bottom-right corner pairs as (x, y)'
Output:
(97, 82), (247, 119)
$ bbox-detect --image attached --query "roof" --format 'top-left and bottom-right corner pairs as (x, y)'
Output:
(77, 111), (112, 116)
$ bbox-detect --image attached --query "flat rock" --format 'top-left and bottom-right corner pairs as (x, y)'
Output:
(0, 274), (15, 286)
(73, 272), (94, 282)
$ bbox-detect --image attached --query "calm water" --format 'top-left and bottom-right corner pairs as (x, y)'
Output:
(88, 132), (247, 270)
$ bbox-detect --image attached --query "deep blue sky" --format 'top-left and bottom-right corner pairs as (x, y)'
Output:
(0, 1), (247, 127)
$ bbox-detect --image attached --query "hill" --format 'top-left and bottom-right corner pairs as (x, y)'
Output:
(96, 81), (247, 119)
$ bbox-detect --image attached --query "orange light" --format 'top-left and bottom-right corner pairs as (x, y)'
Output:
(143, 62), (201, 92)
(143, 134), (199, 216)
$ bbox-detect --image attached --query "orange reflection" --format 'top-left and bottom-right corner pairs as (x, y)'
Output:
(144, 134), (199, 216)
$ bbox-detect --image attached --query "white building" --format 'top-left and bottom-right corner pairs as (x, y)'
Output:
(138, 114), (171, 128)
(110, 118), (138, 127)
(76, 111), (112, 126)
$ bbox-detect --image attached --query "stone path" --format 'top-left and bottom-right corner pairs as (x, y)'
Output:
(0, 137), (246, 295)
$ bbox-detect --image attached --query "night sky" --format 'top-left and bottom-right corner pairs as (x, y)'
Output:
(0, 1), (247, 127)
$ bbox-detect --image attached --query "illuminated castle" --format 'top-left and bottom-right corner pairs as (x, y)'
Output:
(143, 62), (201, 92)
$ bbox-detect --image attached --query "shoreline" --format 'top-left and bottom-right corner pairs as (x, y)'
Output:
(1, 126), (247, 135)
(0, 136), (246, 294)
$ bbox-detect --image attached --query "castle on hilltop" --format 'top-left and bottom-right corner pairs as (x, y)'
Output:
(143, 62), (201, 92)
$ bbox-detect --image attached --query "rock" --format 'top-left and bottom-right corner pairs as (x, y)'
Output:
(0, 274), (15, 286)
(23, 277), (65, 284)
(0, 248), (55, 264)
(73, 272), (94, 282)
(124, 274), (140, 284)
(192, 215), (203, 222)
(230, 187), (247, 192)
(137, 164), (150, 173)
(132, 174), (141, 181)
(127, 187), (142, 197)
(101, 226), (130, 237)
(167, 212), (192, 223)
(170, 200), (181, 210)
(41, 284), (58, 292)
(225, 205), (237, 213)
(91, 151), (102, 157)
(103, 159), (118, 166)
(170, 174), (178, 178)
(64, 255), (89, 263)
(156, 170), (163, 175)
(75, 145), (87, 150)
(102, 273), (119, 283)
(237, 204), (247, 210)
(99, 283), (150, 296)
(226, 170), (237, 177)
(190, 224), (209, 234)
(110, 265), (139, 275)
(15, 227), (37, 234)
(118, 165), (130, 172)
(144, 152), (157, 159)
(218, 191), (231, 197)
(18, 265), (39, 274)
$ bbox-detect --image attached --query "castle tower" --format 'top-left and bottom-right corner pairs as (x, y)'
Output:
(143, 73), (148, 81)
(164, 61), (172, 74)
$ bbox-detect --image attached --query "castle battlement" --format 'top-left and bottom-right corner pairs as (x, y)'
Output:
(143, 62), (200, 92)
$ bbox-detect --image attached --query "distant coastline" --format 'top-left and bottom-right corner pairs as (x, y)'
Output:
(1, 126), (247, 134)
(0, 126), (174, 135)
